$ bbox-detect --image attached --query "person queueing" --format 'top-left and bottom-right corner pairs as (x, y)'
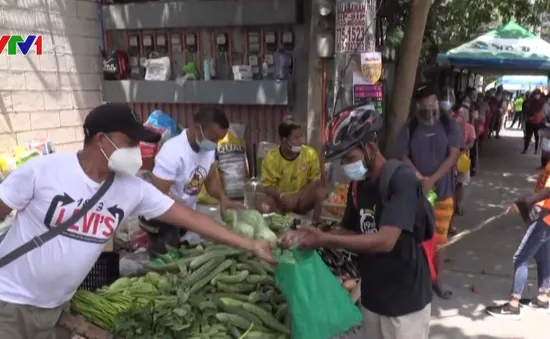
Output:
(470, 97), (484, 177)
(488, 86), (504, 139)
(397, 84), (463, 299)
(450, 102), (476, 231)
(486, 160), (550, 319)
(540, 94), (550, 169)
(523, 89), (546, 155)
(259, 116), (326, 221)
(0, 103), (275, 339)
(280, 105), (433, 339)
(479, 92), (492, 141)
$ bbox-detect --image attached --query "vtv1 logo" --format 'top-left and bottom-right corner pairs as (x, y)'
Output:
(0, 35), (43, 55)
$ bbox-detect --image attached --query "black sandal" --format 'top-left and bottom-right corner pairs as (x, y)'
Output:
(433, 282), (453, 300)
(448, 225), (459, 237)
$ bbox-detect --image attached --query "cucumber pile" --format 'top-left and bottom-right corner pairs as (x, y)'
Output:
(72, 243), (290, 339)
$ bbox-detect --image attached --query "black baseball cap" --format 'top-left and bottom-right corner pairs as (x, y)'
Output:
(414, 83), (439, 100)
(83, 103), (161, 143)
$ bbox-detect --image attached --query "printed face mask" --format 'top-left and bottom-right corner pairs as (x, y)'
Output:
(196, 125), (217, 152)
(101, 136), (142, 176)
(342, 159), (368, 181)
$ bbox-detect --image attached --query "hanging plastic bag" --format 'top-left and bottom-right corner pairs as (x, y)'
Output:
(144, 54), (171, 81)
(274, 249), (363, 339)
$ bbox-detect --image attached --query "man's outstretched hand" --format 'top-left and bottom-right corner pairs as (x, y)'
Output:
(278, 226), (329, 249)
(249, 239), (277, 265)
(219, 196), (245, 217)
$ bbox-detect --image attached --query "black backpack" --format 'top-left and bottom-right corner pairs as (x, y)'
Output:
(351, 160), (435, 243)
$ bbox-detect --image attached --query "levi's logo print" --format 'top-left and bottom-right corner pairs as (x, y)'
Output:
(359, 205), (377, 234)
(43, 194), (125, 244)
(183, 166), (208, 196)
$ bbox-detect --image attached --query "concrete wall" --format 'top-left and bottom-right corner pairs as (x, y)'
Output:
(0, 0), (102, 152)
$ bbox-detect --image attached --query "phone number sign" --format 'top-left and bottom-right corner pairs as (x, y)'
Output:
(335, 0), (376, 53)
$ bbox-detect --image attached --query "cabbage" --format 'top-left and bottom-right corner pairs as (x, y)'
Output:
(223, 209), (238, 229)
(255, 226), (278, 244)
(238, 209), (277, 243)
(235, 222), (255, 238)
(239, 210), (267, 230)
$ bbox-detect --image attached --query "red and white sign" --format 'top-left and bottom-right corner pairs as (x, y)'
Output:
(335, 0), (376, 53)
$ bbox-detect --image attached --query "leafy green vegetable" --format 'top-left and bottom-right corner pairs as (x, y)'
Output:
(224, 209), (238, 229)
(235, 222), (255, 238)
(254, 227), (277, 244)
(72, 243), (291, 339)
(239, 210), (267, 230)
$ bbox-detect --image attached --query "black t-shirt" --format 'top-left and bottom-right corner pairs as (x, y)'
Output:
(341, 167), (432, 317)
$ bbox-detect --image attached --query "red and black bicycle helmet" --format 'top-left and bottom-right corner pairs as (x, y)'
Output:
(324, 104), (382, 162)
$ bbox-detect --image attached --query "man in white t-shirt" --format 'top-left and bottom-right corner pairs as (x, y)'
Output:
(0, 103), (274, 339)
(148, 107), (243, 251)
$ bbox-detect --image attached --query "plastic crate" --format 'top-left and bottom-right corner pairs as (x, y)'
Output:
(79, 252), (120, 291)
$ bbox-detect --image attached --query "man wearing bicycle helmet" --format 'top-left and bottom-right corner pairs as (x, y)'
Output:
(280, 105), (432, 339)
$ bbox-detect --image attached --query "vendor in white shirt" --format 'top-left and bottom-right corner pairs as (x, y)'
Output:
(0, 103), (274, 339)
(148, 108), (243, 250)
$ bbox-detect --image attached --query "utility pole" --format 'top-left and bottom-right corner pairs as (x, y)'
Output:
(385, 0), (432, 156)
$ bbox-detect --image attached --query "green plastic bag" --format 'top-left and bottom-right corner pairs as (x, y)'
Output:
(427, 189), (437, 206)
(274, 249), (363, 339)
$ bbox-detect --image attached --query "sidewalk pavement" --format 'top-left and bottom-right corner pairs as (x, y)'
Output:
(430, 128), (548, 339)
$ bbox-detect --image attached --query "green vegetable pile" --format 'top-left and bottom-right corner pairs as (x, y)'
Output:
(72, 243), (291, 339)
(223, 210), (294, 244)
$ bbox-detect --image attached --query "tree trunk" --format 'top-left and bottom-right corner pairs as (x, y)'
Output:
(384, 0), (432, 156)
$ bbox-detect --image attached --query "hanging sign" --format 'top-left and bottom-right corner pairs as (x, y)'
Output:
(335, 0), (376, 53)
(353, 83), (383, 115)
(360, 52), (382, 84)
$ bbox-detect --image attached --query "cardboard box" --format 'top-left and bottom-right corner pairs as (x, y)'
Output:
(59, 313), (122, 339)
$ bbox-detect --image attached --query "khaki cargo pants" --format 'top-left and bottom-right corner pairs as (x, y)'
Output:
(333, 303), (431, 339)
(361, 303), (431, 339)
(0, 300), (71, 339)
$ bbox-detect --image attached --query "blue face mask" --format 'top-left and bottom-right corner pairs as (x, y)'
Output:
(342, 159), (368, 181)
(197, 125), (217, 152)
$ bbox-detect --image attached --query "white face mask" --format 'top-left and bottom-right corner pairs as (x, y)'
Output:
(101, 136), (143, 176)
(286, 140), (302, 153)
(342, 159), (368, 181)
(291, 145), (302, 153)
